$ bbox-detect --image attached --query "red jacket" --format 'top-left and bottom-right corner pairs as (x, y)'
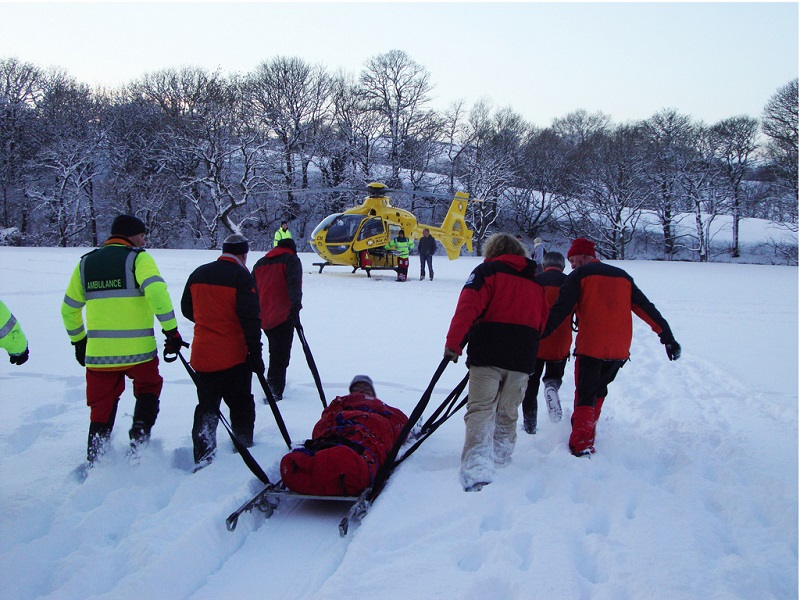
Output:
(542, 259), (672, 360)
(252, 246), (303, 331)
(446, 254), (549, 374)
(181, 255), (262, 372)
(536, 268), (572, 361)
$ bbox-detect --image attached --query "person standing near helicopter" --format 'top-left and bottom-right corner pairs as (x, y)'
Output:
(273, 220), (292, 248)
(418, 228), (437, 281)
(387, 229), (414, 282)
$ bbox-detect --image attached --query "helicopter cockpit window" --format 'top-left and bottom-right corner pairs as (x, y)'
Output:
(357, 217), (385, 241)
(311, 213), (341, 239)
(325, 214), (366, 244)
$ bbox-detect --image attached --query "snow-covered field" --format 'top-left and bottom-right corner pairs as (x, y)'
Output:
(0, 245), (796, 599)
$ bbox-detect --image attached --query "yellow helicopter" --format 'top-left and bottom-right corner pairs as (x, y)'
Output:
(309, 182), (474, 276)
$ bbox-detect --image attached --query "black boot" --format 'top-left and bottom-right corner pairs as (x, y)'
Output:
(87, 422), (112, 463)
(523, 411), (537, 435)
(129, 393), (159, 448)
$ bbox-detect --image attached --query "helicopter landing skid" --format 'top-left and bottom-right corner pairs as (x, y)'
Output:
(313, 262), (398, 278)
(312, 261), (333, 274)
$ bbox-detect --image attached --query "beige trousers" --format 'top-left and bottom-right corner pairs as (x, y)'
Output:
(460, 365), (528, 489)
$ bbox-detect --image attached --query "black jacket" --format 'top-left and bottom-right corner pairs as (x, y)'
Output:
(418, 235), (437, 257)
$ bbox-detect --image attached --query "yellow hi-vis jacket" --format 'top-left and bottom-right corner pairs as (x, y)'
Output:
(273, 226), (293, 248)
(387, 236), (415, 258)
(61, 237), (178, 369)
(0, 299), (28, 356)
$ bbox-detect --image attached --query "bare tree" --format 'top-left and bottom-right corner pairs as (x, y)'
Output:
(761, 79), (798, 227)
(563, 124), (651, 259)
(129, 67), (250, 246)
(709, 116), (759, 257)
(25, 71), (107, 247)
(246, 56), (333, 227)
(360, 50), (433, 188)
(641, 109), (699, 258)
(0, 58), (45, 233)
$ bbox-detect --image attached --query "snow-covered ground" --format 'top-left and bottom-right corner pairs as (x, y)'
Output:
(0, 243), (796, 599)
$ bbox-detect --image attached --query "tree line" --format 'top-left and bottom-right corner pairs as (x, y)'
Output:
(1, 52), (797, 262)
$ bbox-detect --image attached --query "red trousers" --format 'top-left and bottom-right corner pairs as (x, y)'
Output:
(86, 359), (163, 423)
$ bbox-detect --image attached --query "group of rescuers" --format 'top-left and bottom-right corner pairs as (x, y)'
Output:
(2, 214), (681, 491)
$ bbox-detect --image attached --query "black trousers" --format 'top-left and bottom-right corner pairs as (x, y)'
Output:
(192, 363), (255, 463)
(265, 320), (294, 395)
(419, 254), (434, 278)
(574, 355), (625, 408)
(522, 357), (567, 418)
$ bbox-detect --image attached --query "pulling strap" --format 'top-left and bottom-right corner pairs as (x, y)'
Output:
(175, 351), (271, 485)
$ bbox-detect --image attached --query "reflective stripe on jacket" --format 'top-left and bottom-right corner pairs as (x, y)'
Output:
(274, 227), (293, 247)
(0, 299), (27, 355)
(388, 237), (414, 258)
(61, 237), (178, 368)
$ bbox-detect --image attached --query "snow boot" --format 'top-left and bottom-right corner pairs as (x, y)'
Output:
(569, 405), (596, 456)
(129, 393), (158, 449)
(464, 481), (489, 492)
(523, 411), (537, 435)
(87, 422), (112, 463)
(543, 379), (562, 423)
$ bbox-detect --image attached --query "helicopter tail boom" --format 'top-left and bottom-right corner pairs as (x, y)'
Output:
(418, 193), (474, 260)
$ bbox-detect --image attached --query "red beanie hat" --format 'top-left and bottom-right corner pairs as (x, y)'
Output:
(567, 238), (596, 259)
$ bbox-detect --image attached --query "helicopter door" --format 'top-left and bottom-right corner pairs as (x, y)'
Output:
(352, 217), (388, 252)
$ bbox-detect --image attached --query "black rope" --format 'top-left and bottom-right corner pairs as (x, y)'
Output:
(175, 351), (271, 485)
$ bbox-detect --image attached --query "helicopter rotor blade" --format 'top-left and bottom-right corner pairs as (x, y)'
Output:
(259, 183), (479, 202)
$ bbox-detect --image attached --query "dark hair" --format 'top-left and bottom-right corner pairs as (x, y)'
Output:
(277, 238), (297, 252)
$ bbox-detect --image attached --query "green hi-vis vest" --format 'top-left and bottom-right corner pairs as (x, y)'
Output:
(0, 299), (27, 356)
(61, 243), (178, 368)
(388, 237), (415, 258)
(274, 227), (293, 247)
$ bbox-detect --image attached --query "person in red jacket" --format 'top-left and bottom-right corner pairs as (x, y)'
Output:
(181, 234), (264, 468)
(541, 238), (681, 456)
(522, 251), (572, 434)
(251, 237), (302, 401)
(444, 233), (549, 491)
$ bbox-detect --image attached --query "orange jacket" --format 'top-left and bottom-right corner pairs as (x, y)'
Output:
(536, 268), (572, 361)
(542, 259), (672, 360)
(181, 255), (262, 372)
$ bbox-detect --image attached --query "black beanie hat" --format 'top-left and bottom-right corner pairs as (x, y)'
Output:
(223, 234), (249, 255)
(111, 214), (146, 237)
(277, 238), (297, 252)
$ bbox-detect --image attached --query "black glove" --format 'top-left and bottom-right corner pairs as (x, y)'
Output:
(289, 307), (300, 328)
(659, 331), (681, 361)
(247, 351), (265, 375)
(665, 341), (681, 361)
(9, 346), (29, 365)
(444, 348), (459, 363)
(72, 337), (87, 366)
(163, 328), (188, 354)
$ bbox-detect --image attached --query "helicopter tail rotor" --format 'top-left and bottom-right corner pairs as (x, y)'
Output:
(422, 192), (474, 259)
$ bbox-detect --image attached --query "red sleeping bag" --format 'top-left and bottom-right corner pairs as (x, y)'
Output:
(280, 392), (408, 496)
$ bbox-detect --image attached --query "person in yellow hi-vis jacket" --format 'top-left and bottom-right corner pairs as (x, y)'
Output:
(0, 299), (29, 365)
(61, 215), (186, 464)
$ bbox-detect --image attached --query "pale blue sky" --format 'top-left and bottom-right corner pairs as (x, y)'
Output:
(1, 2), (797, 126)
